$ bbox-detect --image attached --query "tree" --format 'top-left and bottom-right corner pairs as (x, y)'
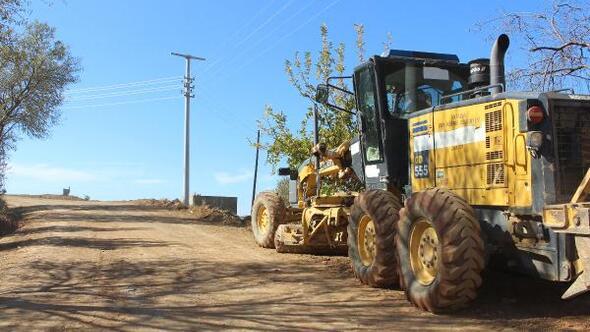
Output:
(258, 24), (367, 193)
(258, 24), (363, 169)
(483, 0), (590, 92)
(0, 3), (80, 190)
(275, 177), (290, 204)
(0, 0), (23, 29)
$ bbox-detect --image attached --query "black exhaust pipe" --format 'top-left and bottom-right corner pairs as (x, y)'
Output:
(489, 34), (510, 94)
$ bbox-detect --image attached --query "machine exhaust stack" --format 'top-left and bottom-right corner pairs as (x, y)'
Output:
(489, 34), (510, 94)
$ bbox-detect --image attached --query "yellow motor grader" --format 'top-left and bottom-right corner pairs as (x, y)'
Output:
(251, 34), (590, 312)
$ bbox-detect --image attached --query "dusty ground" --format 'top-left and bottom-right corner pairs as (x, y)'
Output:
(0, 195), (589, 331)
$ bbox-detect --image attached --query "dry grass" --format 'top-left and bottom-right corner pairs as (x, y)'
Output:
(17, 194), (88, 201)
(132, 198), (187, 210)
(0, 196), (20, 236)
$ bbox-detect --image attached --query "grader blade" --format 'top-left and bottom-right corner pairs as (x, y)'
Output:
(562, 236), (590, 299)
(274, 224), (347, 255)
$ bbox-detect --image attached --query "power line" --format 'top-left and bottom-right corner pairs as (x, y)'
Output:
(192, 1), (326, 128)
(205, 0), (317, 79)
(61, 95), (181, 110)
(65, 85), (180, 101)
(206, 0), (342, 88)
(208, 0), (277, 58)
(66, 76), (182, 94)
(191, 0), (341, 133)
(198, 93), (257, 134)
(202, 0), (296, 74)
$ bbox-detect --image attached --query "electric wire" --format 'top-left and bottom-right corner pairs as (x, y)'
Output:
(198, 92), (257, 134)
(192, 0), (328, 128)
(204, 0), (317, 79)
(238, 0), (343, 72)
(194, 0), (342, 130)
(61, 95), (182, 110)
(207, 0), (277, 59)
(202, 0), (296, 74)
(211, 0), (343, 85)
(66, 76), (183, 94)
(62, 0), (333, 136)
(65, 85), (180, 102)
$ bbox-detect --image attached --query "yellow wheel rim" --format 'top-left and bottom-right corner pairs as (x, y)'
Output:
(358, 215), (377, 266)
(409, 218), (440, 285)
(257, 205), (270, 233)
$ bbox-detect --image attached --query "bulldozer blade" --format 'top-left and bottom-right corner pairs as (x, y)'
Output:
(562, 236), (590, 300)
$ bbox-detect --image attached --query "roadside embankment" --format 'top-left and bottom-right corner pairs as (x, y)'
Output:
(0, 196), (20, 236)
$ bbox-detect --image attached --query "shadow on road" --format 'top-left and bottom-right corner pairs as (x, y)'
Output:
(0, 258), (426, 331)
(1, 256), (589, 331)
(0, 236), (172, 252)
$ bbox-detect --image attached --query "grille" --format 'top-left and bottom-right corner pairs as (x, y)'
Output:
(486, 151), (503, 160)
(553, 100), (590, 202)
(485, 110), (503, 132)
(487, 163), (505, 185)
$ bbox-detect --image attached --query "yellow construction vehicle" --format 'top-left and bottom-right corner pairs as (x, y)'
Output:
(251, 34), (590, 312)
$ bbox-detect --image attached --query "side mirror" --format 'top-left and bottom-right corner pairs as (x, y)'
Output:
(278, 167), (291, 176)
(315, 84), (329, 105)
(278, 167), (298, 180)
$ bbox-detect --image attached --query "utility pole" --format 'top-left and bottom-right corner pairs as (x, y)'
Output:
(313, 103), (321, 197)
(251, 129), (261, 207)
(171, 52), (205, 206)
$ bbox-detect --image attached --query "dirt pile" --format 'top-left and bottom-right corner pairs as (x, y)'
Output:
(188, 204), (242, 226)
(132, 198), (242, 225)
(134, 198), (187, 210)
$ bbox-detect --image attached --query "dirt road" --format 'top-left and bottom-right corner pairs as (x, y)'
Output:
(0, 195), (589, 331)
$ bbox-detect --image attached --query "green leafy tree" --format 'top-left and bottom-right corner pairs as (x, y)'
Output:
(0, 2), (80, 190)
(258, 24), (364, 171)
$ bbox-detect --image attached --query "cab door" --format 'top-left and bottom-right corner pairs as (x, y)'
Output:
(354, 63), (389, 190)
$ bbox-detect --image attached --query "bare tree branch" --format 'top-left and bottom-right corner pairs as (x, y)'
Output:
(481, 0), (590, 92)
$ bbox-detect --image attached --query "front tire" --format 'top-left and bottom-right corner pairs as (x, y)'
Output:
(396, 188), (485, 313)
(251, 192), (286, 248)
(348, 190), (402, 288)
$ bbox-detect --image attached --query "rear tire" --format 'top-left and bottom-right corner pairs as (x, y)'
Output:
(348, 190), (402, 288)
(251, 192), (286, 248)
(396, 188), (485, 313)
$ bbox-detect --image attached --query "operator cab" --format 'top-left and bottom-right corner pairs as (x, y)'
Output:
(351, 50), (471, 191)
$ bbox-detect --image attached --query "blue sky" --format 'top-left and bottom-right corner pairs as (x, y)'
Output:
(6, 0), (541, 214)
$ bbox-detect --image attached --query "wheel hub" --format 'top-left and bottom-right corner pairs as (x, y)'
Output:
(358, 215), (376, 266)
(257, 206), (269, 232)
(409, 218), (439, 285)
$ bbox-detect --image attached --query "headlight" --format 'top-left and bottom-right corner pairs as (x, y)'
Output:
(527, 131), (544, 149)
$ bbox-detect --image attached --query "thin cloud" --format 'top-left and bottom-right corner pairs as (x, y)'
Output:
(214, 170), (252, 185)
(7, 163), (98, 182)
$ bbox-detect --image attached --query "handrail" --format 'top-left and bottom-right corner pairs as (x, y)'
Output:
(441, 83), (505, 103)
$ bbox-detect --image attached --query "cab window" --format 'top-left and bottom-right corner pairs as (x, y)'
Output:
(383, 63), (467, 115)
(355, 66), (382, 162)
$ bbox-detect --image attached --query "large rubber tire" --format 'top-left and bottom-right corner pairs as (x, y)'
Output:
(251, 192), (286, 248)
(348, 190), (402, 288)
(396, 188), (485, 313)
